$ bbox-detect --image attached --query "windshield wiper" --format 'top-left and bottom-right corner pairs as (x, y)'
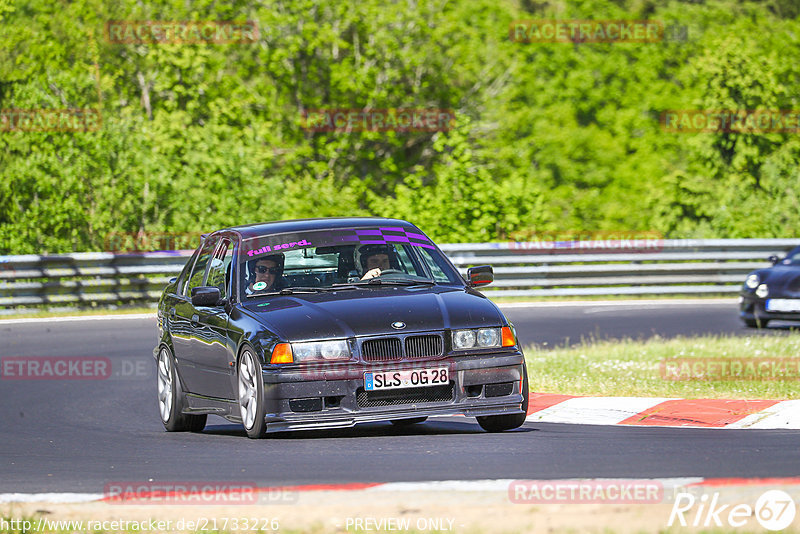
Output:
(362, 279), (436, 286)
(322, 284), (363, 291)
(246, 281), (434, 297)
(246, 287), (325, 297)
(278, 287), (327, 294)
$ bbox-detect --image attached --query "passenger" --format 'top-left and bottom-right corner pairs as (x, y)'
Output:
(246, 254), (284, 294)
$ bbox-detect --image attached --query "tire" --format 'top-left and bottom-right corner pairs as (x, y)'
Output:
(157, 346), (207, 432)
(238, 348), (267, 439)
(391, 417), (428, 426)
(476, 362), (529, 433)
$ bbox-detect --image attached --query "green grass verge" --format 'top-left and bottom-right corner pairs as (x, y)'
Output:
(524, 332), (800, 399)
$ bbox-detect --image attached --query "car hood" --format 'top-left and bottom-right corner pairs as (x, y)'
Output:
(757, 266), (800, 294)
(240, 286), (505, 341)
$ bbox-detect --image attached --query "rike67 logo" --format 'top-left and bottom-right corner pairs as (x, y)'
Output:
(669, 490), (796, 531)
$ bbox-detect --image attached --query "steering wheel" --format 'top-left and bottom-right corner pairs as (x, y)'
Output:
(376, 268), (404, 277)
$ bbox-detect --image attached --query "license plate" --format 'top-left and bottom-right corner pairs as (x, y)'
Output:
(364, 367), (449, 391)
(766, 299), (800, 312)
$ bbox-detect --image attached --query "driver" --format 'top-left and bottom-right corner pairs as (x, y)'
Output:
(245, 254), (285, 294)
(355, 244), (400, 280)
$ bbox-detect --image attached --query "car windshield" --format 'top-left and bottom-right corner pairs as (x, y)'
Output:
(780, 248), (800, 266)
(239, 226), (462, 297)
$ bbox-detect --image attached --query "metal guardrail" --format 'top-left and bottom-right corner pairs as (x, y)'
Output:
(0, 252), (192, 309)
(0, 239), (797, 312)
(442, 239), (799, 297)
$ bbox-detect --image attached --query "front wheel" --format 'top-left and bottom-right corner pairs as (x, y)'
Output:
(157, 346), (206, 432)
(476, 362), (529, 433)
(238, 348), (267, 439)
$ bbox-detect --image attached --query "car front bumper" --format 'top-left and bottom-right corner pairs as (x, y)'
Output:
(740, 294), (800, 323)
(255, 352), (526, 432)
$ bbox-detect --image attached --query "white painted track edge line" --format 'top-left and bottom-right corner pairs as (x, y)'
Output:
(496, 298), (736, 309)
(0, 493), (104, 503)
(0, 299), (736, 323)
(0, 479), (702, 502)
(16, 477), (800, 503)
(0, 314), (155, 325)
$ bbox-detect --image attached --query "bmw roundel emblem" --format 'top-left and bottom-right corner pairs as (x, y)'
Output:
(391, 321), (406, 330)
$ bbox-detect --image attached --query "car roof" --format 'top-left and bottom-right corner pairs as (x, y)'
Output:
(220, 217), (420, 240)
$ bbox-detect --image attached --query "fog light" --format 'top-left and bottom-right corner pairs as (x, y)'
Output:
(756, 284), (769, 298)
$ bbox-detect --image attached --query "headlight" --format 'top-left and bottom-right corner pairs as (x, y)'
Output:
(291, 340), (350, 362)
(452, 329), (477, 350)
(745, 274), (760, 289)
(477, 328), (501, 347)
(452, 328), (502, 350)
(756, 284), (769, 298)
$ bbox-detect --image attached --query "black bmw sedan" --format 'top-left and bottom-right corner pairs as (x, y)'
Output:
(740, 245), (800, 328)
(154, 218), (528, 438)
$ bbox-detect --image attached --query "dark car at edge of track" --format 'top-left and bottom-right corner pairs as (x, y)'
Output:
(740, 245), (800, 328)
(154, 217), (528, 438)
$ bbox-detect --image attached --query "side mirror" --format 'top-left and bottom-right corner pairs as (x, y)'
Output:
(466, 265), (493, 287)
(191, 286), (222, 307)
(768, 255), (780, 265)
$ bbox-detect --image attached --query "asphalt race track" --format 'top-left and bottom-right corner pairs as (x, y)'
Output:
(2, 300), (799, 493)
(504, 299), (799, 348)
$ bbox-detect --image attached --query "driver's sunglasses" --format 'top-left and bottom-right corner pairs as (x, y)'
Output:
(254, 265), (280, 274)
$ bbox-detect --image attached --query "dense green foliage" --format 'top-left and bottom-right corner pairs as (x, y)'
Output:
(1, 0), (798, 253)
